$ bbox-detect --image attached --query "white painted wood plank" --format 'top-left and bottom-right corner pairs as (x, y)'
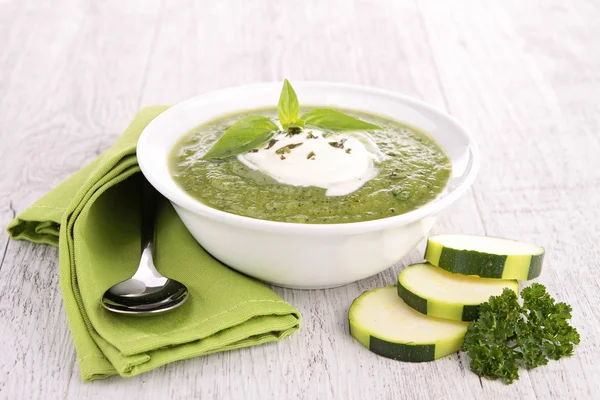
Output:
(0, 1), (164, 399)
(0, 0), (164, 205)
(0, 241), (75, 400)
(140, 0), (449, 109)
(418, 0), (600, 398)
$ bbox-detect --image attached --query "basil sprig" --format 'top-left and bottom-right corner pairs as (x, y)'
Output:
(203, 80), (382, 160)
(278, 79), (304, 130)
(202, 116), (278, 160)
(301, 108), (382, 131)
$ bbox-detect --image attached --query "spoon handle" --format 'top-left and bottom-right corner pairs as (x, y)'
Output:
(140, 178), (157, 252)
(133, 178), (163, 281)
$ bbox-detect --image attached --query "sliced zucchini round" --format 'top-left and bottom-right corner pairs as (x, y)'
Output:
(397, 263), (518, 321)
(425, 234), (544, 280)
(349, 286), (469, 362)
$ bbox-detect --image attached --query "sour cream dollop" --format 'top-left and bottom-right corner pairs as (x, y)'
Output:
(238, 128), (382, 196)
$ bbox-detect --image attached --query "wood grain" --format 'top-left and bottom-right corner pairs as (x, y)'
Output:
(0, 0), (164, 399)
(418, 0), (600, 398)
(1, 0), (598, 399)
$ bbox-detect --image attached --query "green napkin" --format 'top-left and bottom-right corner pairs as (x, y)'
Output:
(6, 106), (301, 381)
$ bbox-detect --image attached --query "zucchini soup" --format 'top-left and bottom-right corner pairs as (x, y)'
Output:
(169, 107), (451, 224)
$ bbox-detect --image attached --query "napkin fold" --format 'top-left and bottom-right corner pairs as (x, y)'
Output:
(7, 106), (301, 381)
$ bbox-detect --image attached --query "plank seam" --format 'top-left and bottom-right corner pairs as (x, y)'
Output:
(0, 201), (16, 272)
(413, 0), (490, 237)
(413, 0), (452, 114)
(62, 353), (77, 400)
(135, 0), (167, 109)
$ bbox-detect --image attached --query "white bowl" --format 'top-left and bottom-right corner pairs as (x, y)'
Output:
(137, 82), (479, 289)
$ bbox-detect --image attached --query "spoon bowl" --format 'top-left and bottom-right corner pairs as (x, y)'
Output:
(101, 180), (190, 315)
(102, 276), (189, 315)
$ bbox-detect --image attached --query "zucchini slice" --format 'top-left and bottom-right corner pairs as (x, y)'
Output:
(349, 286), (469, 362)
(397, 263), (518, 321)
(425, 234), (544, 280)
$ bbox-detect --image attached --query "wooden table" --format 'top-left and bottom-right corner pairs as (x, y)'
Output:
(1, 0), (598, 398)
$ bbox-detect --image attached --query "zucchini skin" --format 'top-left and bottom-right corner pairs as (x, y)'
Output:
(348, 287), (467, 362)
(425, 238), (544, 280)
(396, 281), (428, 315)
(527, 253), (544, 280)
(369, 335), (435, 362)
(349, 323), (460, 363)
(396, 276), (514, 322)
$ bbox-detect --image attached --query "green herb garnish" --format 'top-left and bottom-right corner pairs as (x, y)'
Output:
(302, 108), (382, 131)
(202, 116), (278, 160)
(275, 143), (303, 155)
(203, 80), (381, 161)
(462, 284), (580, 385)
(278, 79), (303, 130)
(285, 126), (303, 137)
(328, 138), (347, 149)
(307, 151), (316, 159)
(265, 139), (279, 150)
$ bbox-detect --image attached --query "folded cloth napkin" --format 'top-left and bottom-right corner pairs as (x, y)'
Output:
(6, 106), (301, 381)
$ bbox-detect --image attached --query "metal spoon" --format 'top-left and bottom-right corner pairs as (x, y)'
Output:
(101, 180), (189, 315)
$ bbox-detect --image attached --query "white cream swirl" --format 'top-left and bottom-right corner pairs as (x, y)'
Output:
(238, 128), (381, 196)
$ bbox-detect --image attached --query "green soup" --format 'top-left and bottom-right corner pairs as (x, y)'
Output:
(169, 108), (451, 224)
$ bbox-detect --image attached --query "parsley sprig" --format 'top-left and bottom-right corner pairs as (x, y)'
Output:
(462, 283), (580, 384)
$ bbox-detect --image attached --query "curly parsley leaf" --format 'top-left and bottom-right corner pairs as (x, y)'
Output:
(462, 284), (580, 385)
(520, 284), (580, 365)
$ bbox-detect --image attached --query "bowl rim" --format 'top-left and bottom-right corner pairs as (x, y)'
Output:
(137, 81), (480, 235)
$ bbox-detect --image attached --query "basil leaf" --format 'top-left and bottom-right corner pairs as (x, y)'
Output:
(301, 108), (382, 131)
(202, 115), (279, 160)
(278, 79), (300, 129)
